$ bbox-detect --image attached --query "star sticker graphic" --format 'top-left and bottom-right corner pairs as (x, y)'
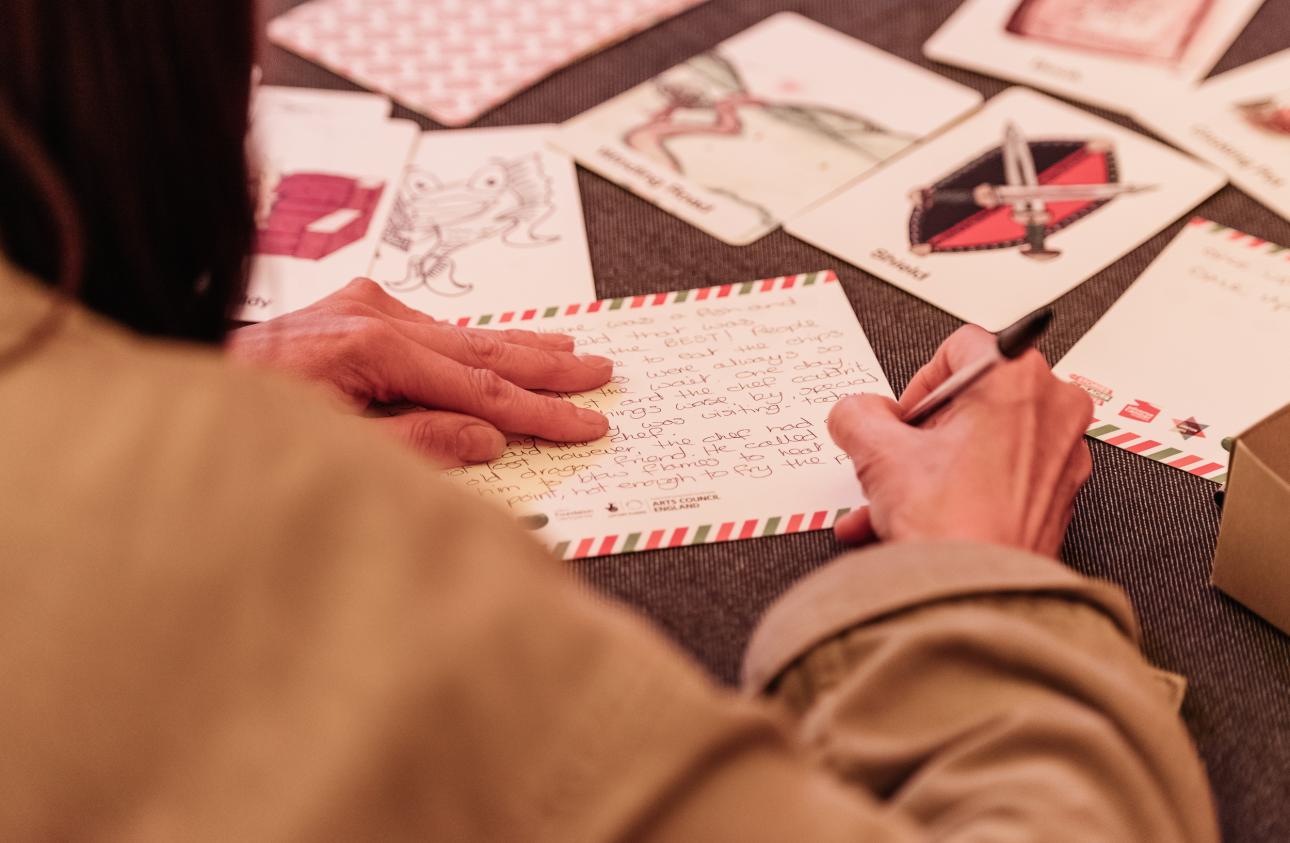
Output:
(1173, 417), (1209, 440)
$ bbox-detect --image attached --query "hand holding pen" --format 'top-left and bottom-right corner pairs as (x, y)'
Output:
(826, 312), (1095, 556)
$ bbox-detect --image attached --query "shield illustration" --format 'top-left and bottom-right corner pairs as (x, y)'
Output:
(908, 138), (1120, 257)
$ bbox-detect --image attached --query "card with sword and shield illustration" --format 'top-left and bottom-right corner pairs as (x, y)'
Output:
(786, 88), (1227, 331)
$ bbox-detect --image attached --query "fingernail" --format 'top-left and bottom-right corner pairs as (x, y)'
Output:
(576, 407), (607, 428)
(456, 425), (504, 462)
(577, 354), (613, 369)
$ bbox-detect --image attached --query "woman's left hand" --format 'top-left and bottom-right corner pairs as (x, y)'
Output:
(227, 279), (613, 466)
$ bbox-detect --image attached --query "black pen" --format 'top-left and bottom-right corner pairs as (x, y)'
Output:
(902, 308), (1055, 427)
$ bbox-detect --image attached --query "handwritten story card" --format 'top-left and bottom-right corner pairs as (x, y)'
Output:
(923, 0), (1266, 115)
(1135, 49), (1290, 223)
(443, 271), (896, 560)
(785, 88), (1226, 332)
(368, 125), (596, 323)
(1055, 219), (1290, 483)
(554, 12), (982, 245)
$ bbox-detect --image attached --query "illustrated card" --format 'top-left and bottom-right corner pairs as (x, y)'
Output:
(267, 0), (709, 127)
(442, 272), (895, 560)
(240, 114), (420, 321)
(252, 85), (392, 125)
(554, 12), (983, 245)
(1055, 219), (1290, 483)
(785, 88), (1226, 331)
(1135, 49), (1290, 223)
(924, 0), (1266, 114)
(368, 125), (596, 322)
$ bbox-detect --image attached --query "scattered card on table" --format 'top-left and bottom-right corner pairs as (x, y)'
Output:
(368, 125), (596, 321)
(268, 0), (709, 127)
(555, 12), (983, 245)
(252, 85), (392, 125)
(1135, 49), (1290, 223)
(240, 114), (419, 321)
(443, 272), (895, 560)
(785, 88), (1226, 331)
(924, 0), (1266, 114)
(1055, 219), (1290, 483)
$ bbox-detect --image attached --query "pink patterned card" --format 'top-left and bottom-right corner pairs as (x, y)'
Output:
(268, 0), (709, 127)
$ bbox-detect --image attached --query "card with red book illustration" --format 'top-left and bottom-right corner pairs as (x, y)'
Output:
(241, 107), (419, 321)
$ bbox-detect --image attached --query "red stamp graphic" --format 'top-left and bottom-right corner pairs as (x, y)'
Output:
(1119, 399), (1161, 423)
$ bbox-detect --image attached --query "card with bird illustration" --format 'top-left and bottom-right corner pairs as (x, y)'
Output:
(786, 88), (1226, 331)
(369, 125), (596, 322)
(554, 12), (983, 245)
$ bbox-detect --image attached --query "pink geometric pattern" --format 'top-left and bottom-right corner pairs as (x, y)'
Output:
(268, 0), (708, 126)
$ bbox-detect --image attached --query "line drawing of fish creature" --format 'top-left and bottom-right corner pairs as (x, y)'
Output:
(381, 154), (559, 296)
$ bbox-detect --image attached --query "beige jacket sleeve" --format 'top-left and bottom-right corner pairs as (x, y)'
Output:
(738, 543), (1218, 843)
(0, 264), (1217, 842)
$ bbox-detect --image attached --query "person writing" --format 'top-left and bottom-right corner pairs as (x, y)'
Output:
(0, 1), (1216, 840)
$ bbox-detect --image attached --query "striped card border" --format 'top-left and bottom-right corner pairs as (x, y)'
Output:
(555, 508), (853, 561)
(1085, 418), (1227, 484)
(1189, 215), (1290, 257)
(451, 270), (838, 328)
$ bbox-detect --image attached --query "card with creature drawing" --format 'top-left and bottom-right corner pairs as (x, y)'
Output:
(239, 113), (420, 322)
(785, 88), (1226, 331)
(924, 0), (1266, 115)
(554, 12), (983, 245)
(368, 125), (596, 321)
(1135, 49), (1290, 223)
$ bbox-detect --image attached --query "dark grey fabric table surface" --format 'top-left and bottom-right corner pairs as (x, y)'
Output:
(261, 1), (1290, 839)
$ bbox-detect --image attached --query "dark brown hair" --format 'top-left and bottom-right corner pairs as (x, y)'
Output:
(0, 0), (257, 344)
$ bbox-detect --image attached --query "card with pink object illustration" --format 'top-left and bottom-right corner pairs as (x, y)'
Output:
(1135, 49), (1290, 223)
(1055, 219), (1290, 483)
(267, 0), (709, 127)
(368, 125), (596, 322)
(554, 12), (983, 245)
(924, 0), (1266, 115)
(240, 112), (419, 322)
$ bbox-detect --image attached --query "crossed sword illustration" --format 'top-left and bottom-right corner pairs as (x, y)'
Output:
(911, 123), (1155, 260)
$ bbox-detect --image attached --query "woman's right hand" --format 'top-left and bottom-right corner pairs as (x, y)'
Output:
(827, 325), (1094, 557)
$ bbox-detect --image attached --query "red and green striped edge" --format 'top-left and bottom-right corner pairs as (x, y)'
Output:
(1079, 217), (1285, 485)
(1085, 417), (1227, 484)
(1188, 215), (1290, 257)
(553, 508), (853, 561)
(450, 270), (839, 328)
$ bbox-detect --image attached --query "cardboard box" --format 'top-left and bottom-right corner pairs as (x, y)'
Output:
(1212, 403), (1290, 635)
